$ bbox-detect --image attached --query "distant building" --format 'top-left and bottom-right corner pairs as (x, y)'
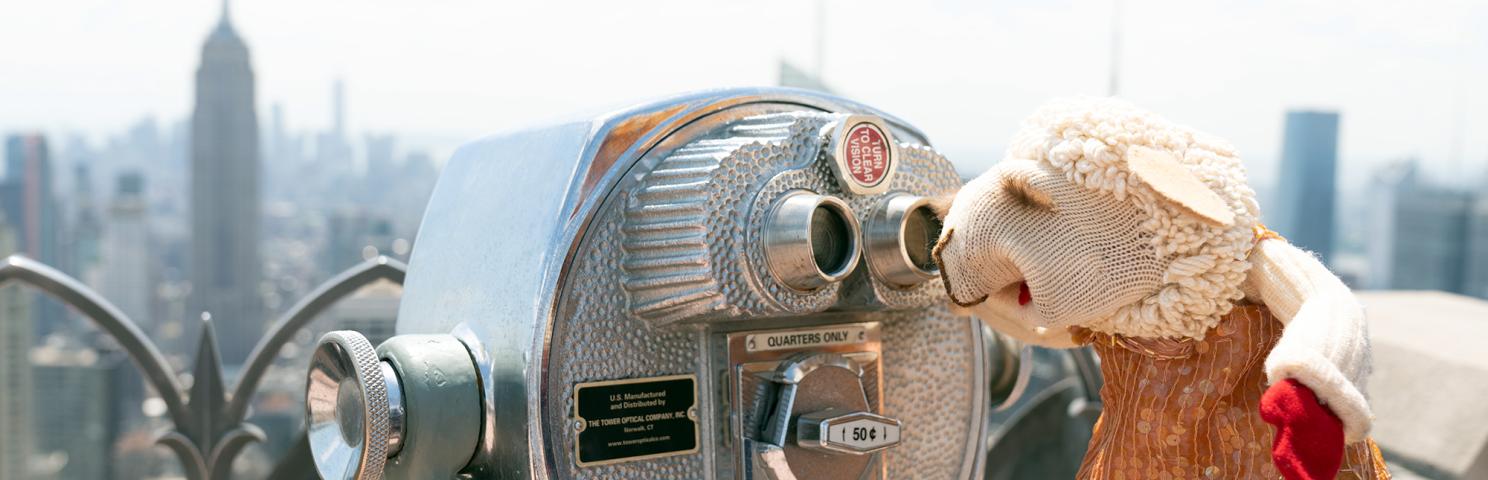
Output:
(323, 209), (395, 275)
(69, 163), (104, 281)
(1463, 198), (1488, 298)
(189, 0), (264, 365)
(0, 220), (34, 480)
(29, 342), (121, 480)
(1366, 162), (1473, 293)
(96, 172), (152, 326)
(1271, 110), (1340, 264)
(3, 134), (58, 263)
(364, 134), (396, 204)
(316, 79), (354, 181)
(327, 279), (401, 346)
(4, 134), (70, 336)
(778, 60), (833, 93)
(386, 151), (439, 240)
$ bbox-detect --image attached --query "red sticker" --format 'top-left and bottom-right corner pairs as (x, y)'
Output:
(844, 123), (890, 187)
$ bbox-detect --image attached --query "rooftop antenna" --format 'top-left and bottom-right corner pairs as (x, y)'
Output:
(1449, 36), (1467, 187)
(1107, 0), (1122, 97)
(814, 0), (826, 81)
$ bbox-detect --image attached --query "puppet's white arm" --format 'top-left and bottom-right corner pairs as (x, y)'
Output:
(1244, 238), (1373, 442)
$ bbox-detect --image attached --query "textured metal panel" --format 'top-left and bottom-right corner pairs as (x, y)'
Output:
(550, 189), (707, 479)
(880, 310), (981, 479)
(620, 115), (806, 322)
(547, 110), (975, 479)
(398, 89), (935, 478)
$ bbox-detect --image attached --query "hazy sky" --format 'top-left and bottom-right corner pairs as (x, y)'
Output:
(3, 0), (1486, 187)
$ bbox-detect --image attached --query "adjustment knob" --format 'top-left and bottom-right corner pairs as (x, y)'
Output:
(306, 331), (404, 480)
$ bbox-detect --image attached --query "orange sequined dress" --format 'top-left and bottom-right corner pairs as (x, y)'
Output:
(1073, 304), (1389, 479)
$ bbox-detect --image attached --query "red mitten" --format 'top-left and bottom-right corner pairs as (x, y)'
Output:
(1260, 379), (1345, 480)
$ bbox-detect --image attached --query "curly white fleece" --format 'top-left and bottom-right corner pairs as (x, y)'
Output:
(1007, 98), (1262, 339)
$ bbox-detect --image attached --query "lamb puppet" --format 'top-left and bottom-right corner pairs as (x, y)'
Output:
(932, 99), (1388, 479)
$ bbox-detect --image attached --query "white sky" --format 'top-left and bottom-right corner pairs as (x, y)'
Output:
(2, 0), (1486, 187)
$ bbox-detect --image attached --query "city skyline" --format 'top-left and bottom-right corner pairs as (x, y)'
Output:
(3, 2), (1488, 478)
(3, 0), (1488, 188)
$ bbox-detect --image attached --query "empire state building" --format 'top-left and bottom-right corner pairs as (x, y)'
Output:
(190, 0), (262, 365)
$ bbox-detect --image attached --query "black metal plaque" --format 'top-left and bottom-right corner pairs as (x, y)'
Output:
(573, 374), (699, 467)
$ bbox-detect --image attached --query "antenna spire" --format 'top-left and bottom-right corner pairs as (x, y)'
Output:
(1108, 0), (1122, 97)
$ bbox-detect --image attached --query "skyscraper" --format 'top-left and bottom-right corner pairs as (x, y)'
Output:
(0, 219), (34, 480)
(69, 163), (103, 281)
(189, 0), (263, 365)
(316, 79), (353, 180)
(1366, 161), (1473, 292)
(4, 134), (68, 336)
(30, 342), (120, 480)
(1464, 198), (1488, 299)
(97, 172), (152, 326)
(2, 135), (57, 264)
(1272, 110), (1340, 264)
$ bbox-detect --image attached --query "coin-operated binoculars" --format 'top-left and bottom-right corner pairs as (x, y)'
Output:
(306, 89), (1022, 479)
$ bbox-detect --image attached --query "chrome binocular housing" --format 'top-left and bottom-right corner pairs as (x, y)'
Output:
(306, 88), (1018, 479)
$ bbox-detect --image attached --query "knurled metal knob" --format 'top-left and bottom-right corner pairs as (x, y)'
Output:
(307, 331), (402, 480)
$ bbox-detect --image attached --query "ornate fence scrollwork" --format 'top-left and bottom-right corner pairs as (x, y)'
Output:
(0, 254), (408, 480)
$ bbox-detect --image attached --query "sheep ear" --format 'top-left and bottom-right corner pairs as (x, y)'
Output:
(1126, 146), (1235, 227)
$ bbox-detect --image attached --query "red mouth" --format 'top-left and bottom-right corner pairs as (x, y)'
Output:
(1017, 282), (1032, 306)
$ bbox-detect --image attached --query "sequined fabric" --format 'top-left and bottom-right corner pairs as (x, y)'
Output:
(1073, 304), (1389, 479)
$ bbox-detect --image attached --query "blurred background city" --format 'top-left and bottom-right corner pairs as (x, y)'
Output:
(2, 0), (1487, 479)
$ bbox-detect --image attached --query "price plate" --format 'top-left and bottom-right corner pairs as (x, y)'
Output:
(828, 417), (901, 451)
(573, 374), (699, 467)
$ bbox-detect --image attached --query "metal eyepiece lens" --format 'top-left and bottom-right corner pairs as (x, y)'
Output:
(867, 195), (942, 287)
(765, 192), (862, 290)
(902, 204), (942, 273)
(811, 205), (856, 278)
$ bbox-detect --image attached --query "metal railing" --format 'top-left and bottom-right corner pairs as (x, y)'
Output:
(0, 254), (407, 480)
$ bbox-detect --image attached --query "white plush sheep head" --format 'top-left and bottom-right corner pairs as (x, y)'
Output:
(933, 98), (1262, 340)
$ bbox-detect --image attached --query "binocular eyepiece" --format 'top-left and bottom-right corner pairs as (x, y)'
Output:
(764, 192), (861, 290)
(765, 192), (943, 291)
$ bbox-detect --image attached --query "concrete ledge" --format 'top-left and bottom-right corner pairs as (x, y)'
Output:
(1357, 291), (1488, 479)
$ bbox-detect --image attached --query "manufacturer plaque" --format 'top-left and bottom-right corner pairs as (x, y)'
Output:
(573, 374), (699, 467)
